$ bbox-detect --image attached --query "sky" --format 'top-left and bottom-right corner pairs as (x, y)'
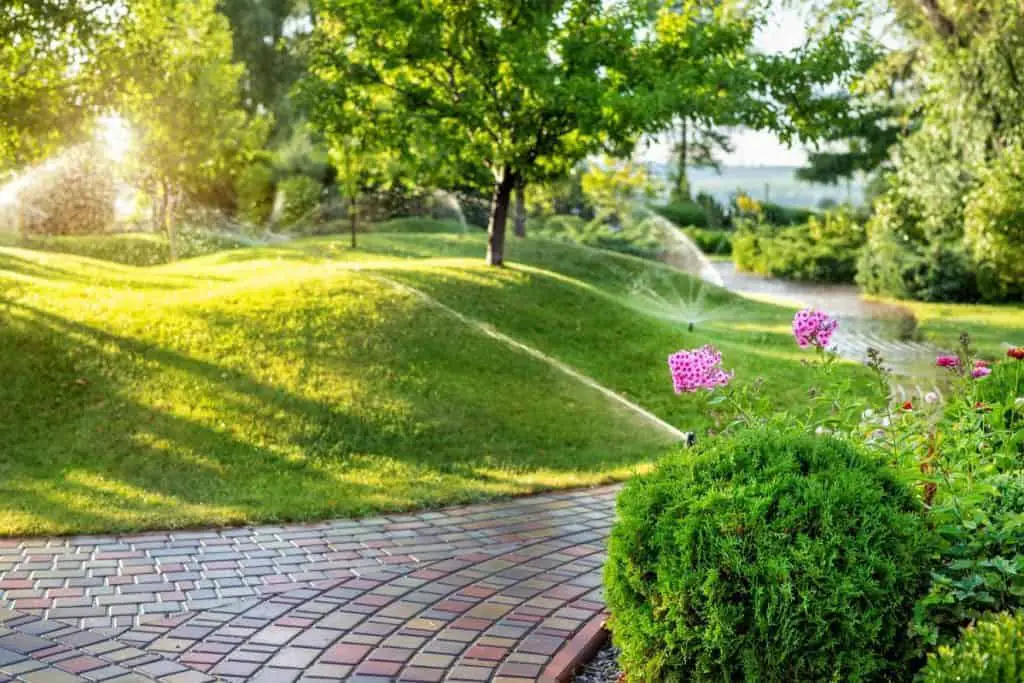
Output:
(638, 5), (812, 167)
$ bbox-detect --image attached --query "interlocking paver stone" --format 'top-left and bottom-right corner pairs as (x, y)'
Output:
(1, 485), (620, 681)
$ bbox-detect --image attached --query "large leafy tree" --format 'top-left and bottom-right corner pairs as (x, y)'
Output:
(305, 0), (861, 265)
(858, 0), (1024, 301)
(217, 0), (308, 132)
(116, 0), (268, 258)
(0, 1), (123, 168)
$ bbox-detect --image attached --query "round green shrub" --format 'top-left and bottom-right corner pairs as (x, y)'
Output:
(605, 428), (932, 683)
(235, 162), (275, 225)
(276, 175), (323, 229)
(921, 611), (1024, 682)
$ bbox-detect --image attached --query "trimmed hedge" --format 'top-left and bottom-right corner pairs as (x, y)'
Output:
(683, 227), (732, 255)
(605, 427), (931, 682)
(652, 201), (708, 228)
(17, 231), (248, 266)
(922, 611), (1024, 682)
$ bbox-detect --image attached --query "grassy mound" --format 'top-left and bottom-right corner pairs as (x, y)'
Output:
(1, 232), (880, 535)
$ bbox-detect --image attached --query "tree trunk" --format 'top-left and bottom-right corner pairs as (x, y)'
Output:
(349, 195), (358, 249)
(673, 118), (690, 202)
(487, 169), (517, 266)
(159, 183), (178, 262)
(513, 181), (526, 238)
(915, 0), (957, 40)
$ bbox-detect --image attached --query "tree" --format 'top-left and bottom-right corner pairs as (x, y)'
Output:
(797, 47), (921, 191)
(116, 0), (268, 259)
(217, 0), (308, 134)
(669, 118), (734, 202)
(581, 158), (661, 221)
(0, 1), (123, 168)
(305, 0), (861, 266)
(858, 0), (1024, 301)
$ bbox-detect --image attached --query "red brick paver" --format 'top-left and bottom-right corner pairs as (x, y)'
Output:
(0, 485), (620, 681)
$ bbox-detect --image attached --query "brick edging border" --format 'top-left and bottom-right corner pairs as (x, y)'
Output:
(541, 612), (610, 682)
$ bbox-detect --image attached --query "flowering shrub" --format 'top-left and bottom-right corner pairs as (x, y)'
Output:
(608, 311), (1024, 681)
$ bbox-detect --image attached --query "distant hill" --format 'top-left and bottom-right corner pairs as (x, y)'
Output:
(646, 163), (866, 209)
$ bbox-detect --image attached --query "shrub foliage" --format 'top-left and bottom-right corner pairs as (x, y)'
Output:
(733, 208), (865, 283)
(605, 427), (931, 683)
(921, 611), (1024, 683)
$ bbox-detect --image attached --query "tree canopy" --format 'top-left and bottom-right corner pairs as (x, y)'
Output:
(0, 1), (124, 167)
(304, 0), (865, 265)
(115, 0), (268, 256)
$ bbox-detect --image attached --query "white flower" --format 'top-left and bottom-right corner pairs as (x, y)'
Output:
(815, 426), (831, 436)
(881, 417), (891, 428)
(924, 391), (940, 404)
(1016, 397), (1024, 406)
(862, 408), (875, 420)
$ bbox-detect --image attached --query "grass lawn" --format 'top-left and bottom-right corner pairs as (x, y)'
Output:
(2, 232), (878, 535)
(887, 299), (1024, 358)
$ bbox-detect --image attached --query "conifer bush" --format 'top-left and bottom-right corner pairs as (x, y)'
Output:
(605, 427), (932, 682)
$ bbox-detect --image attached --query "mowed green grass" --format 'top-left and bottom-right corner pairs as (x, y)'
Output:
(2, 232), (874, 535)
(885, 298), (1024, 357)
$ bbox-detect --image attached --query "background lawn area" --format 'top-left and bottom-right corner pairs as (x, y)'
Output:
(2, 233), (880, 535)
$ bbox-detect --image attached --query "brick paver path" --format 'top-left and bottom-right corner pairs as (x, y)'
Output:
(0, 486), (618, 682)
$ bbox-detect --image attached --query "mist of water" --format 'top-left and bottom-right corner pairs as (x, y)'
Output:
(632, 205), (724, 287)
(429, 190), (469, 232)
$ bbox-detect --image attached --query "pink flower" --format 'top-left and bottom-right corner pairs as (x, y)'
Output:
(792, 309), (838, 349)
(668, 345), (733, 393)
(972, 365), (992, 379)
(936, 355), (961, 368)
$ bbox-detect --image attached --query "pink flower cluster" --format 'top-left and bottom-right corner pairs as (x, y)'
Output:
(668, 345), (733, 393)
(792, 308), (838, 349)
(936, 354), (992, 378)
(972, 360), (991, 379)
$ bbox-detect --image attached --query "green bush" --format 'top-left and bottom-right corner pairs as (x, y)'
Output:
(683, 227), (732, 255)
(695, 192), (727, 229)
(963, 145), (1024, 302)
(20, 231), (247, 266)
(857, 125), (988, 302)
(530, 214), (664, 261)
(857, 200), (979, 302)
(733, 208), (865, 283)
(652, 200), (708, 228)
(605, 427), (931, 683)
(921, 611), (1024, 682)
(760, 201), (816, 226)
(235, 162), (275, 225)
(277, 175), (323, 229)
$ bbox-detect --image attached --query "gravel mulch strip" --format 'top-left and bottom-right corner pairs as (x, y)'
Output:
(572, 642), (623, 682)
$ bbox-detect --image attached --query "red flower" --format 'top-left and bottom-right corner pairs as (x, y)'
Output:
(1008, 347), (1024, 360)
(901, 400), (913, 410)
(975, 401), (990, 411)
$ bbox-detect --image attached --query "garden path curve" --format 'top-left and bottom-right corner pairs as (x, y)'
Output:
(0, 485), (618, 682)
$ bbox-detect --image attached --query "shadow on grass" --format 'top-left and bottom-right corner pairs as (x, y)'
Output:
(1, 284), (665, 535)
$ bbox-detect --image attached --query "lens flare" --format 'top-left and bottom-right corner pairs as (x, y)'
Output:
(97, 115), (132, 161)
